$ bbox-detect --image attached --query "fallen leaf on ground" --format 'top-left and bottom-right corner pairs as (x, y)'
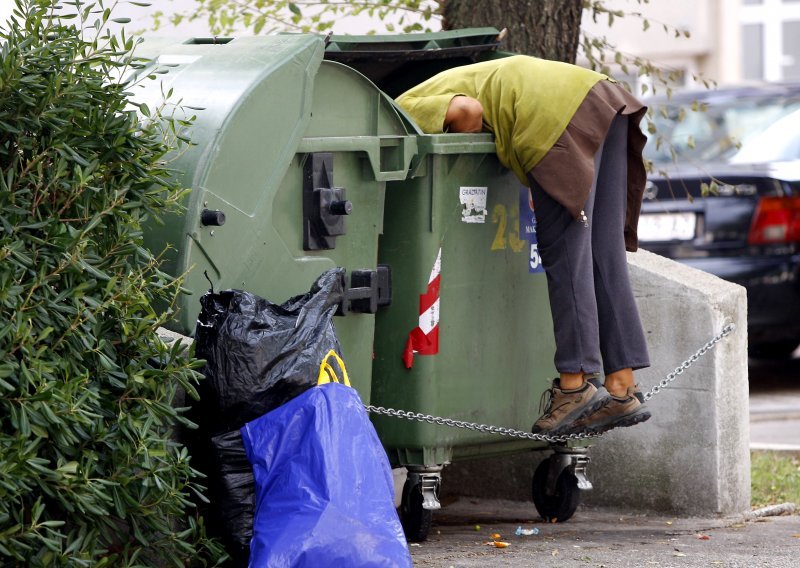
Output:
(492, 541), (510, 548)
(697, 534), (711, 540)
(792, 534), (800, 538)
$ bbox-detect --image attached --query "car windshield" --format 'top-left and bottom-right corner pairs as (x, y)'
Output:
(643, 92), (800, 165)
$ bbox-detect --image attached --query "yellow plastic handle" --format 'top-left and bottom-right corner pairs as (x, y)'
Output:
(316, 349), (351, 387)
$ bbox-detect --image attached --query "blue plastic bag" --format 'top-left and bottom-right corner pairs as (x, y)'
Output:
(240, 352), (412, 568)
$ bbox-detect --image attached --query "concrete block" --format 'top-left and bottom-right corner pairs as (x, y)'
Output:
(584, 249), (750, 514)
(442, 250), (751, 516)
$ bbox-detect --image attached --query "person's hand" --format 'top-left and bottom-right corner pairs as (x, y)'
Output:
(444, 95), (483, 133)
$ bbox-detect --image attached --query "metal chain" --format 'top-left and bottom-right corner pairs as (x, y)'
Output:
(641, 323), (736, 401)
(365, 323), (736, 444)
(365, 404), (599, 444)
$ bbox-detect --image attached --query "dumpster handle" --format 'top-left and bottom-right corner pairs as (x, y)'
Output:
(298, 136), (416, 181)
(366, 323), (737, 444)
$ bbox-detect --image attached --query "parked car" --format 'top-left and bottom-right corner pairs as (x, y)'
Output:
(639, 83), (800, 358)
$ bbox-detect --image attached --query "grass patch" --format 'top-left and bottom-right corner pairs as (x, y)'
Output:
(751, 450), (800, 509)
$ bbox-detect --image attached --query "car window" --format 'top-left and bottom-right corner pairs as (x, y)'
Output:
(730, 108), (800, 163)
(644, 93), (800, 164)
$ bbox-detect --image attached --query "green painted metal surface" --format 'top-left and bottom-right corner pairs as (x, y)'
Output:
(372, 134), (557, 467)
(135, 36), (416, 397)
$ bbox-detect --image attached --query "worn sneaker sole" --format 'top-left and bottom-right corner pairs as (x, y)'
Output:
(586, 406), (651, 435)
(557, 404), (652, 436)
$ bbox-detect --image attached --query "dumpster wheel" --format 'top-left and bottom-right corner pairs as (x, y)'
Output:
(531, 456), (581, 523)
(400, 478), (433, 542)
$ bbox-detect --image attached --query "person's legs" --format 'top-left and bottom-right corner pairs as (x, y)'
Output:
(564, 114), (651, 434)
(529, 148), (609, 434)
(528, 178), (602, 377)
(590, 114), (650, 387)
(530, 114), (651, 435)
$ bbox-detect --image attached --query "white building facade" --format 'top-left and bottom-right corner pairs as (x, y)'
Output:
(586, 0), (800, 86)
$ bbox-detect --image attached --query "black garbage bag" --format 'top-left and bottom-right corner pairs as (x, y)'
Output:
(186, 268), (346, 565)
(194, 267), (346, 433)
(209, 430), (254, 566)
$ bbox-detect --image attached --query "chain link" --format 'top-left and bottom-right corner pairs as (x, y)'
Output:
(365, 323), (736, 444)
(641, 323), (735, 401)
(364, 404), (601, 444)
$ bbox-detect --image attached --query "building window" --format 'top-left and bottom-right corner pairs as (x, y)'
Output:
(743, 23), (765, 80)
(741, 0), (800, 81)
(783, 20), (800, 78)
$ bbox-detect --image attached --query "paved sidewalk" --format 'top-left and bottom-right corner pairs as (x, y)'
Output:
(409, 498), (799, 567)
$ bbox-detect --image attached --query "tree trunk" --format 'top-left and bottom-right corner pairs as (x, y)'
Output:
(442, 0), (584, 63)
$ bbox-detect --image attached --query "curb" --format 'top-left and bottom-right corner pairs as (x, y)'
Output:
(749, 443), (800, 453)
(749, 411), (800, 422)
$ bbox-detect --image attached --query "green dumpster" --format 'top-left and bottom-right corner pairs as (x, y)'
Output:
(326, 30), (592, 540)
(133, 30), (594, 543)
(132, 35), (417, 397)
(374, 135), (555, 460)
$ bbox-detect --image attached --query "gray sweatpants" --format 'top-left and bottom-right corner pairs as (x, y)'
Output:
(528, 114), (650, 375)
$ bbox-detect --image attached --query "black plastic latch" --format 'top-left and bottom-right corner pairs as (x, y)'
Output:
(336, 265), (392, 315)
(303, 153), (351, 250)
(200, 209), (226, 226)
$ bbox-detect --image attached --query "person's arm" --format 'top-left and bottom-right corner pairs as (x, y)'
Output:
(444, 95), (484, 133)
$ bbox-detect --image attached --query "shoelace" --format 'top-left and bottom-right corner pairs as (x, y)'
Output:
(538, 385), (555, 416)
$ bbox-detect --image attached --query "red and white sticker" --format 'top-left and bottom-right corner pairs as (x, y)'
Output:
(402, 248), (441, 369)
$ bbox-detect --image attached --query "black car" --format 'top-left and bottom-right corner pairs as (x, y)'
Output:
(639, 83), (800, 357)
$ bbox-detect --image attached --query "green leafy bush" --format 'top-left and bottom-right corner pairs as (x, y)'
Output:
(0, 1), (224, 565)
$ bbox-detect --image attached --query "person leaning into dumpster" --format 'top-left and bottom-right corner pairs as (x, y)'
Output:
(395, 55), (652, 436)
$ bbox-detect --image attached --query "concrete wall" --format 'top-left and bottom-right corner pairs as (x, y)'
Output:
(443, 250), (751, 516)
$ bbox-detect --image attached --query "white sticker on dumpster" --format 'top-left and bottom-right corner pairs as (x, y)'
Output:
(459, 186), (488, 223)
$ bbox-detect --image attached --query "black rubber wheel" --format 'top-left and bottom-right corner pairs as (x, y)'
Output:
(531, 457), (581, 523)
(400, 480), (433, 542)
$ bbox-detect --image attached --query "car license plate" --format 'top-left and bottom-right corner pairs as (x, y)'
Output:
(637, 212), (697, 242)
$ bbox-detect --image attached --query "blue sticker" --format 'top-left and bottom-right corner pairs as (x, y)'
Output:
(520, 186), (545, 274)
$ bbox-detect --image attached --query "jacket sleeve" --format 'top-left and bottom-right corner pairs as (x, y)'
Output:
(395, 93), (463, 134)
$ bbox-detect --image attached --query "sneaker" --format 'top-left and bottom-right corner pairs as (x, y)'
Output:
(531, 377), (610, 435)
(562, 385), (651, 435)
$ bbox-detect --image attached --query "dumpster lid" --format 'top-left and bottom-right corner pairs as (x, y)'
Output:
(324, 27), (504, 62)
(324, 28), (506, 97)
